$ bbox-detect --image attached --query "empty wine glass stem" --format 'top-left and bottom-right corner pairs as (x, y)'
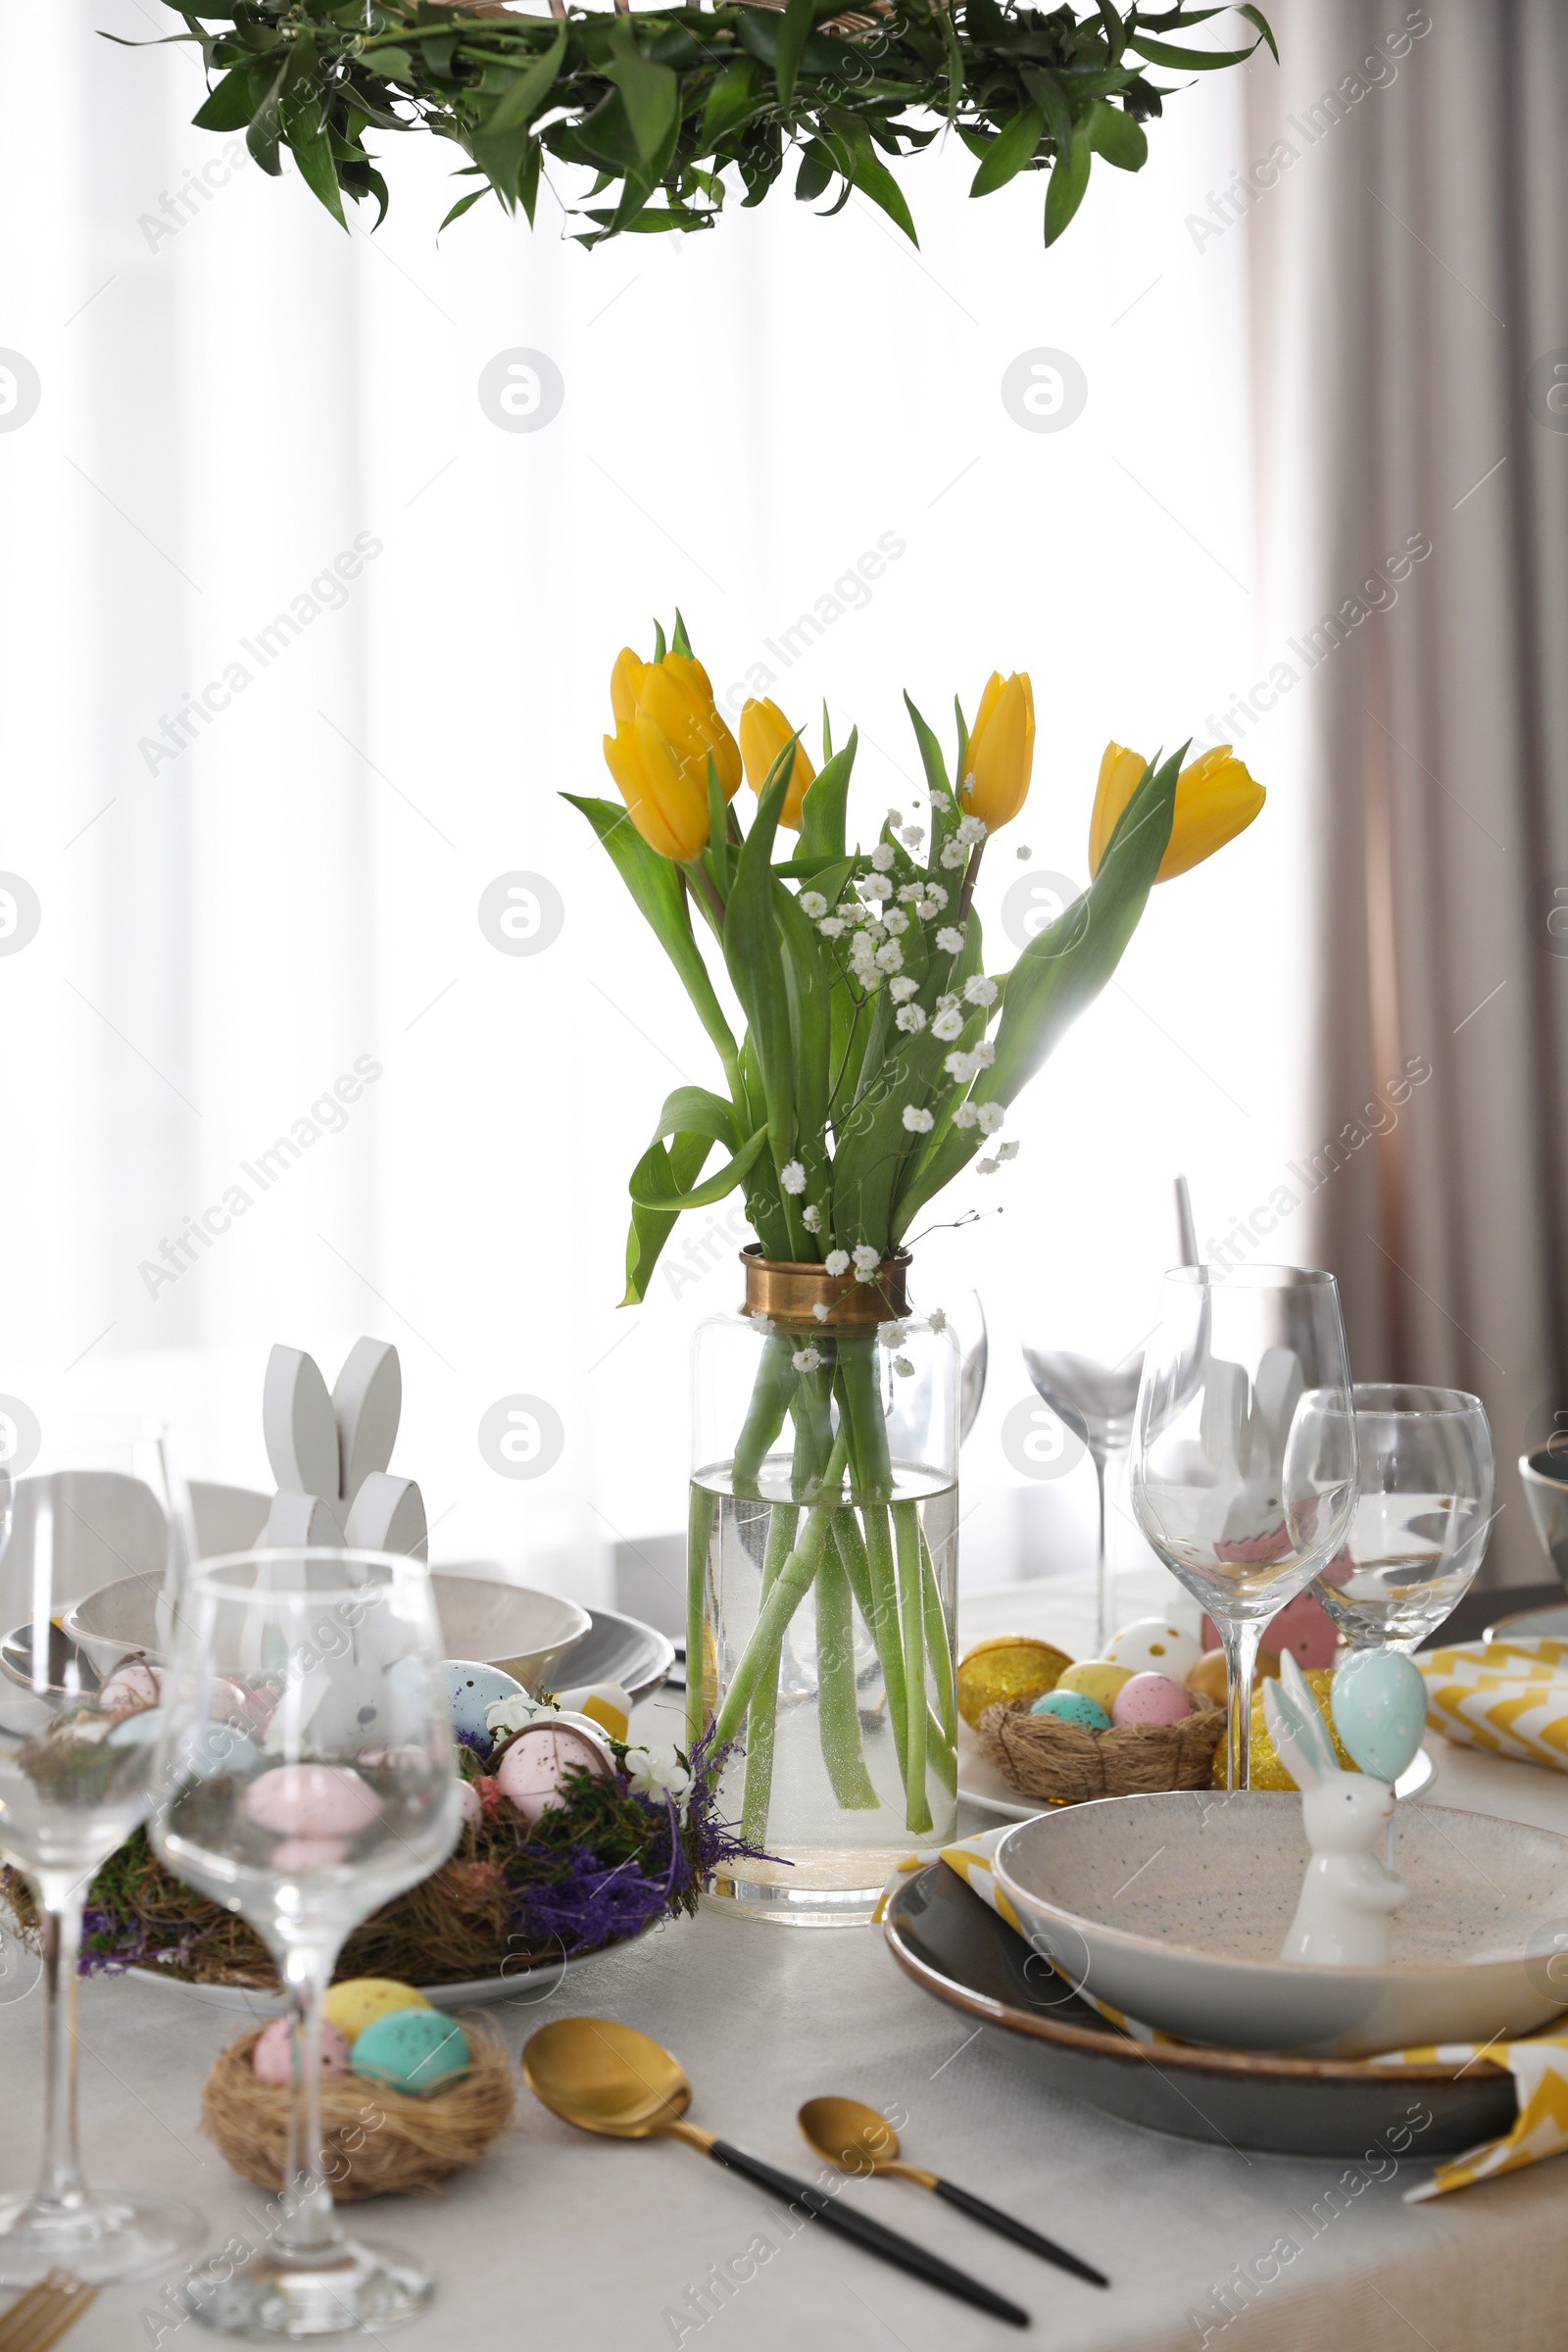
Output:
(1221, 1620), (1265, 1791)
(30, 1875), (87, 2218)
(277, 1944), (341, 2259)
(1091, 1449), (1110, 1653)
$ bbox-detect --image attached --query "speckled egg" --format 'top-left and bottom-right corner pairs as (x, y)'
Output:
(243, 1764), (382, 1839)
(321, 1978), (430, 2042)
(445, 1659), (526, 1744)
(252, 2016), (352, 2086)
(98, 1660), (163, 1717)
(1029, 1689), (1111, 1733)
(350, 2008), (470, 2096)
(956, 1637), (1072, 1729)
(1055, 1661), (1134, 1714)
(495, 1722), (614, 1825)
(1102, 1618), (1203, 1683)
(1110, 1671), (1192, 1728)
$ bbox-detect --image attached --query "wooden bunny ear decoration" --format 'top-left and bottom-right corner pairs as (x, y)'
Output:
(259, 1339), (426, 1559)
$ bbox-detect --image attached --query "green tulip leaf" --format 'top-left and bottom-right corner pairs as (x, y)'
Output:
(798, 730), (858, 859)
(629, 1122), (769, 1211)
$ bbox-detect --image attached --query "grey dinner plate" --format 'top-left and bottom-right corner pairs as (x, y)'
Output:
(553, 1605), (674, 1705)
(883, 1864), (1518, 2158)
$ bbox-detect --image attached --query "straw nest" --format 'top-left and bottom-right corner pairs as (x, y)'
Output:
(201, 2019), (514, 2201)
(977, 1695), (1225, 1805)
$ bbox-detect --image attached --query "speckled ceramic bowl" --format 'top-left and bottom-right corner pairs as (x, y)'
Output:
(994, 1791), (1568, 2058)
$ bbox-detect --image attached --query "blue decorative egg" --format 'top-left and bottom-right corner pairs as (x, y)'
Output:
(445, 1659), (525, 1745)
(1029, 1690), (1111, 1733)
(106, 1707), (164, 1750)
(350, 2007), (470, 2096)
(1331, 1649), (1428, 1784)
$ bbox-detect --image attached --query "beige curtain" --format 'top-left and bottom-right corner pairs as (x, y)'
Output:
(1245, 0), (1568, 1587)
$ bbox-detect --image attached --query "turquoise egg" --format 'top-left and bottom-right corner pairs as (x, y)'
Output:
(350, 2007), (470, 2096)
(445, 1659), (525, 1745)
(1029, 1690), (1111, 1733)
(1331, 1649), (1428, 1784)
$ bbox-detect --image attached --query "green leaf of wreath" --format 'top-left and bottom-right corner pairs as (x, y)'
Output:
(850, 131), (919, 247)
(774, 0), (818, 115)
(1125, 34), (1259, 71)
(483, 24), (569, 141)
(1043, 118), (1092, 246)
(968, 105), (1046, 199)
(1085, 98), (1147, 172)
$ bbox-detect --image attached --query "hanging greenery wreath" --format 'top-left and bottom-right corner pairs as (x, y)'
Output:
(131, 2), (1275, 250)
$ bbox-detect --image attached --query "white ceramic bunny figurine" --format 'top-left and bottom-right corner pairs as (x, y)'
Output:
(1262, 1651), (1407, 1967)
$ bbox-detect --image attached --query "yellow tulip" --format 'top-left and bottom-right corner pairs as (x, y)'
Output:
(739, 698), (814, 829)
(602, 644), (742, 862)
(1088, 740), (1266, 882)
(959, 671), (1034, 830)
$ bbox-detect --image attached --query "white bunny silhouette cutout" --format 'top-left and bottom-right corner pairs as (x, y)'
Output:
(1262, 1651), (1407, 1968)
(260, 1337), (427, 1559)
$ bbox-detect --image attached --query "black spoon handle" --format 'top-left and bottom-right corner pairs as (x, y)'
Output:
(933, 2179), (1108, 2288)
(705, 2140), (1029, 2328)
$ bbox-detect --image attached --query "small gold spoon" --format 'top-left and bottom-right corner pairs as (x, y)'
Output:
(799, 2095), (1108, 2288)
(523, 2020), (1027, 2327)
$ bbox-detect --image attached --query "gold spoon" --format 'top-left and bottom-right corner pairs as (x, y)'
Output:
(523, 2020), (1028, 2327)
(799, 2095), (1108, 2289)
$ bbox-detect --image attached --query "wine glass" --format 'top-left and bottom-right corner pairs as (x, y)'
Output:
(1131, 1266), (1357, 1788)
(1305, 1385), (1495, 1652)
(151, 1548), (461, 2337)
(1021, 1341), (1145, 1649)
(0, 1415), (202, 2286)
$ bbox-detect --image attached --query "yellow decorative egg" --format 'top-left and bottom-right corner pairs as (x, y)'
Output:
(956, 1637), (1072, 1729)
(1209, 1667), (1360, 1789)
(322, 1979), (430, 2043)
(1055, 1661), (1134, 1714)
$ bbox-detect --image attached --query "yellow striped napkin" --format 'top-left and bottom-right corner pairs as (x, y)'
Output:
(878, 1829), (1568, 2199)
(1418, 1637), (1568, 1771)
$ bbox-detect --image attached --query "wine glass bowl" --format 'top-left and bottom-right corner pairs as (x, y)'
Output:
(151, 1547), (460, 2337)
(1131, 1267), (1357, 1788)
(1022, 1343), (1146, 1651)
(1306, 1385), (1494, 1652)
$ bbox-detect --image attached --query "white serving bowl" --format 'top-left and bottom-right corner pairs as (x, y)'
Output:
(63, 1568), (590, 1693)
(994, 1791), (1568, 2059)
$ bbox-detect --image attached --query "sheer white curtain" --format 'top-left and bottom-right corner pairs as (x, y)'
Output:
(0, 0), (1298, 1611)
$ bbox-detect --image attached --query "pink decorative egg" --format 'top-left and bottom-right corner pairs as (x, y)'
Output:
(495, 1724), (613, 1826)
(243, 1765), (381, 1839)
(1203, 1582), (1339, 1671)
(270, 1838), (349, 1872)
(98, 1660), (163, 1717)
(1110, 1672), (1192, 1728)
(252, 2015), (352, 2086)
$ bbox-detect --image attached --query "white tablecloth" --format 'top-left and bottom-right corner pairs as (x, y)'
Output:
(4, 1580), (1566, 2352)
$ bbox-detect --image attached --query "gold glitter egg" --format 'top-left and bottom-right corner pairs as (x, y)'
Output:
(1210, 1666), (1359, 1789)
(956, 1636), (1072, 1729)
(1187, 1647), (1280, 1705)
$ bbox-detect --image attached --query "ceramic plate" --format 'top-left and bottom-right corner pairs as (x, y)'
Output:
(957, 1719), (1435, 1821)
(883, 1863), (1517, 2157)
(129, 1925), (651, 2016)
(1485, 1602), (1568, 1642)
(555, 1606), (674, 1705)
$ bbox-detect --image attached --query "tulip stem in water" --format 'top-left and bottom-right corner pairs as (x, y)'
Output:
(814, 1537), (879, 1810)
(713, 1427), (850, 1747)
(686, 1484), (715, 1749)
(894, 1499), (932, 1835)
(740, 1500), (799, 1847)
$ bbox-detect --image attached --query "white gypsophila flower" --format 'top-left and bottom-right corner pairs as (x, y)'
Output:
(871, 842), (897, 872)
(888, 976), (919, 1002)
(878, 1320), (908, 1347)
(825, 1249), (851, 1277)
(922, 883), (949, 911)
(914, 900), (940, 920)
(860, 873), (893, 904)
(817, 916), (846, 939)
(944, 1050), (977, 1082)
(940, 838), (967, 868)
(953, 1102), (980, 1129)
(626, 1743), (692, 1804)
(998, 1140), (1020, 1161)
(893, 1354), (914, 1378)
(875, 940), (905, 973)
(902, 1105), (934, 1134)
(802, 1201), (822, 1231)
(793, 1346), (822, 1372)
(975, 1156), (1000, 1176)
(812, 1300), (830, 1322)
(972, 1040), (996, 1068)
(897, 883), (924, 904)
(935, 926), (965, 955)
(800, 891), (828, 919)
(964, 975), (999, 1006)
(895, 1004), (927, 1034)
(956, 815), (987, 846)
(936, 990), (960, 1010)
(780, 1159), (807, 1195)
(487, 1691), (558, 1737)
(903, 826), (925, 847)
(1016, 845), (1032, 860)
(852, 1244), (880, 1273)
(931, 1006), (964, 1041)
(976, 1102), (1005, 1135)
(927, 1307), (948, 1333)
(886, 807), (903, 826)
(882, 907), (908, 937)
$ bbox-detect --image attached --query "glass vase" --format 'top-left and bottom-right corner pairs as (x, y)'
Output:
(690, 1250), (958, 1926)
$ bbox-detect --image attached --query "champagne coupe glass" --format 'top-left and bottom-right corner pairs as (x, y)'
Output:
(151, 1548), (461, 2337)
(0, 1415), (203, 2286)
(1306, 1386), (1495, 1652)
(1131, 1267), (1357, 1788)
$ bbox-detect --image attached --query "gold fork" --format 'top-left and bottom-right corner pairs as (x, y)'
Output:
(0, 2271), (99, 2352)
